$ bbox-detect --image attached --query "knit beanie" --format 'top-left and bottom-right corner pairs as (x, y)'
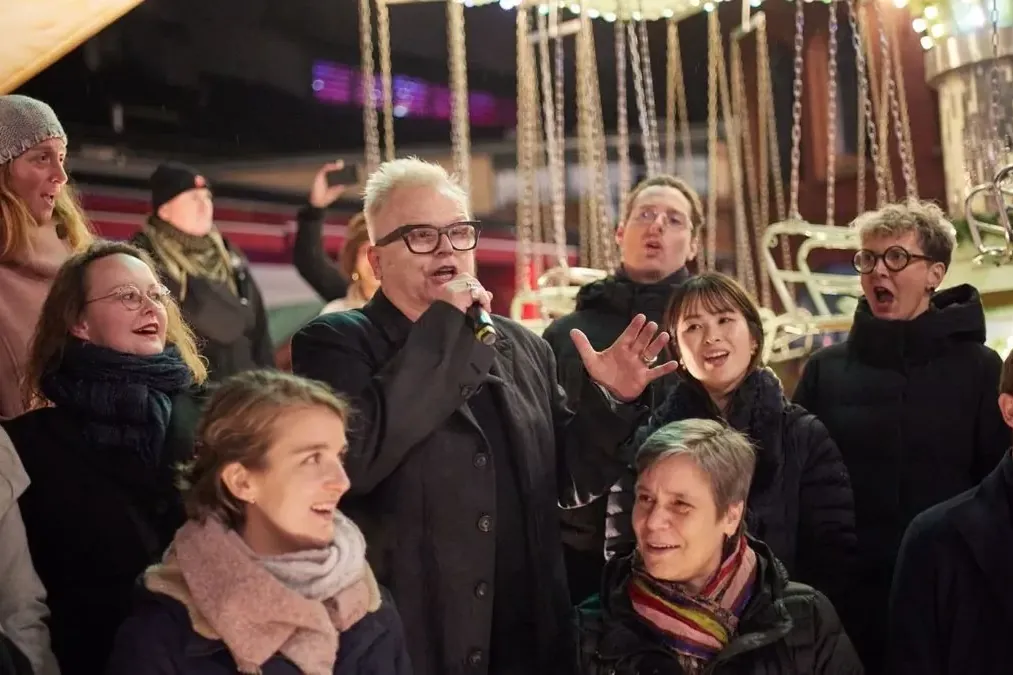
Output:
(0, 95), (67, 165)
(150, 161), (211, 213)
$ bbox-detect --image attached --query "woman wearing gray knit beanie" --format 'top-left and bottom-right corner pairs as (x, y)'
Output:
(0, 95), (93, 419)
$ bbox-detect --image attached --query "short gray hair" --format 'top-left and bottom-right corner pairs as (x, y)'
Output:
(853, 200), (957, 269)
(362, 156), (470, 242)
(635, 419), (756, 517)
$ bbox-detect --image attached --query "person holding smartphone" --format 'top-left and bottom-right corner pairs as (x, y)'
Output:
(294, 162), (378, 313)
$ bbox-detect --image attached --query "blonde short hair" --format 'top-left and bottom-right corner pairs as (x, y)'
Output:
(362, 157), (470, 241)
(853, 200), (957, 269)
(636, 418), (756, 517)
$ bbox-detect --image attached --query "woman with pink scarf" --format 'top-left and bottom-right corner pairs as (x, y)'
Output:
(578, 419), (861, 675)
(105, 370), (411, 675)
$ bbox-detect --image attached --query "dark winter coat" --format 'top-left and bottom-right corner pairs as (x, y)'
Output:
(577, 538), (863, 675)
(792, 284), (1008, 671)
(291, 291), (646, 675)
(888, 450), (1013, 675)
(2, 391), (204, 674)
(606, 368), (857, 606)
(132, 231), (274, 381)
(104, 585), (412, 675)
(543, 268), (689, 603)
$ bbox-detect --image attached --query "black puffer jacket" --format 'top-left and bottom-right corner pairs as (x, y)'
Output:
(577, 538), (863, 675)
(792, 284), (1008, 672)
(544, 268), (689, 604)
(606, 368), (857, 606)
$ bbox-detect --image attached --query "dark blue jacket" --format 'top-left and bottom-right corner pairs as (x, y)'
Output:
(105, 586), (412, 675)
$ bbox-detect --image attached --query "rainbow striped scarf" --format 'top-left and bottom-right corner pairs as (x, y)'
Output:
(628, 535), (758, 674)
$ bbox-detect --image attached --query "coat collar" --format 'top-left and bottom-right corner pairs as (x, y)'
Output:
(363, 290), (516, 384)
(952, 451), (1013, 622)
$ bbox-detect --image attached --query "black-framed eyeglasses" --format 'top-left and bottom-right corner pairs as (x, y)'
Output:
(86, 284), (172, 311)
(374, 221), (481, 254)
(853, 246), (937, 274)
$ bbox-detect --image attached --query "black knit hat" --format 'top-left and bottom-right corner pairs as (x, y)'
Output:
(150, 161), (211, 212)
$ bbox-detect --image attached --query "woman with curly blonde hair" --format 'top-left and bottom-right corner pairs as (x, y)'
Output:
(0, 95), (92, 418)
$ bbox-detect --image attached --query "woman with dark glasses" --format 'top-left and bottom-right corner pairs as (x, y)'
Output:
(793, 201), (1008, 674)
(2, 240), (208, 673)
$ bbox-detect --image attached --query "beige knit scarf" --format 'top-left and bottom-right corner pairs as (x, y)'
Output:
(145, 513), (378, 674)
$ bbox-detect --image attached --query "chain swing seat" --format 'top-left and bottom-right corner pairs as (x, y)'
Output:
(965, 163), (1013, 266)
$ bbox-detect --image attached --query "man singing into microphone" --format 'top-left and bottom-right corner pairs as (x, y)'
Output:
(292, 157), (676, 675)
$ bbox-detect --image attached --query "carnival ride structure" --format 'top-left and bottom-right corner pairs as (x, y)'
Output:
(358, 0), (1013, 362)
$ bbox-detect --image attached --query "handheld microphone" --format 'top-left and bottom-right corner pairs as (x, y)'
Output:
(467, 303), (498, 346)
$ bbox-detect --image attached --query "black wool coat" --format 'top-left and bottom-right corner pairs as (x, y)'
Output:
(291, 291), (646, 675)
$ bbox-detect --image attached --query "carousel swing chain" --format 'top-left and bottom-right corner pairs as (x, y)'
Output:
(447, 0), (472, 197)
(515, 6), (538, 294)
(826, 0), (839, 227)
(552, 3), (567, 269)
(754, 26), (775, 304)
(627, 22), (662, 176)
(716, 14), (756, 295)
(579, 15), (617, 270)
(672, 20), (694, 183)
(731, 36), (768, 304)
(666, 20), (677, 176)
(872, 0), (918, 201)
(615, 19), (632, 214)
(377, 0), (396, 162)
(890, 23), (917, 196)
(636, 16), (663, 176)
(359, 0), (381, 174)
(788, 0), (805, 221)
(846, 0), (886, 208)
(534, 6), (568, 269)
(756, 19), (791, 268)
(706, 10), (721, 272)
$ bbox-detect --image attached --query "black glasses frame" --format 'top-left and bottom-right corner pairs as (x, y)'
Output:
(373, 221), (482, 254)
(853, 246), (936, 274)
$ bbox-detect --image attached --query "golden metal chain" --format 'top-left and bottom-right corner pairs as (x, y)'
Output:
(666, 20), (677, 175)
(846, 0), (886, 207)
(359, 0), (380, 174)
(515, 6), (539, 294)
(668, 19), (693, 182)
(615, 20), (632, 214)
(757, 19), (790, 268)
(716, 14), (755, 294)
(890, 26), (917, 197)
(576, 19), (593, 267)
(447, 0), (471, 198)
(705, 10), (720, 272)
(826, 0), (839, 226)
(536, 7), (568, 268)
(579, 13), (616, 270)
(788, 0), (805, 220)
(637, 18), (663, 175)
(856, 63), (867, 213)
(872, 0), (916, 201)
(627, 21), (661, 176)
(732, 38), (767, 305)
(377, 0), (395, 162)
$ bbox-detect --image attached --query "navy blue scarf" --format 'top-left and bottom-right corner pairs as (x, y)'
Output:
(40, 339), (193, 469)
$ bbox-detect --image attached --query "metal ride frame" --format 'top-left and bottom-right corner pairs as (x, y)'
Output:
(962, 0), (1013, 267)
(757, 0), (918, 362)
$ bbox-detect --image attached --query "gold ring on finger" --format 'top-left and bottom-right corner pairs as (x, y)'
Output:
(641, 354), (658, 366)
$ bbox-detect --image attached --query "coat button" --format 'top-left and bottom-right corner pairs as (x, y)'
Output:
(474, 581), (489, 598)
(468, 649), (484, 666)
(473, 453), (488, 468)
(461, 385), (475, 397)
(477, 514), (492, 532)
